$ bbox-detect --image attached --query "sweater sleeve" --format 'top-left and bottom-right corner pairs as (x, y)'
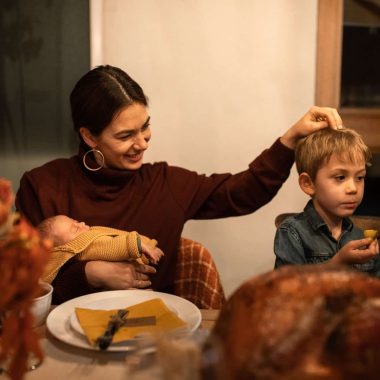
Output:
(51, 259), (95, 305)
(167, 138), (295, 220)
(78, 232), (141, 261)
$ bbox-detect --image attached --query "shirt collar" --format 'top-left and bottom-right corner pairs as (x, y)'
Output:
(303, 200), (354, 233)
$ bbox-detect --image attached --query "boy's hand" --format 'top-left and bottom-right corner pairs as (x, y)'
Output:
(332, 238), (379, 265)
(141, 242), (164, 264)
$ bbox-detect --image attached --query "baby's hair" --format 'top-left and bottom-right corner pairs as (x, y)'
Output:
(37, 216), (59, 244)
(295, 127), (372, 180)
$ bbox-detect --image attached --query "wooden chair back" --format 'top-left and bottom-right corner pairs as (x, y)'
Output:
(350, 215), (380, 232)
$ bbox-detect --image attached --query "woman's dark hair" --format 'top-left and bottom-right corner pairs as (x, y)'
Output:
(70, 65), (148, 138)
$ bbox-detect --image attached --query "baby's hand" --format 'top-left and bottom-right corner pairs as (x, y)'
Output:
(334, 238), (379, 265)
(141, 242), (164, 264)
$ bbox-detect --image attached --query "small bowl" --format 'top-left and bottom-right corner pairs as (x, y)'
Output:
(31, 282), (53, 327)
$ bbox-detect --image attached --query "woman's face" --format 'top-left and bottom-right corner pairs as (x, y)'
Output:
(90, 103), (151, 171)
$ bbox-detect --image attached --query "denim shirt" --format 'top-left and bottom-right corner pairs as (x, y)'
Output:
(274, 200), (380, 276)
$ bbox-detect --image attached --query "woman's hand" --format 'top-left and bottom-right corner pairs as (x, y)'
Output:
(280, 106), (343, 149)
(331, 238), (379, 265)
(85, 261), (156, 290)
(141, 242), (164, 264)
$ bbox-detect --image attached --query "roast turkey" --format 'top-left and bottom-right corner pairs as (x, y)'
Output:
(202, 264), (380, 380)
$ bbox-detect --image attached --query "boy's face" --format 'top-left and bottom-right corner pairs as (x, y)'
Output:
(309, 154), (366, 221)
(52, 216), (90, 246)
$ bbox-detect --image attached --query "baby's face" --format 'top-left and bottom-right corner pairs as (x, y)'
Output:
(52, 215), (90, 246)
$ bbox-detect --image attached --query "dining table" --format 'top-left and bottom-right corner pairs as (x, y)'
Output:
(1, 308), (219, 380)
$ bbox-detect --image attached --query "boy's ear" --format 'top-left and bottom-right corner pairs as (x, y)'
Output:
(299, 172), (315, 197)
(79, 127), (98, 149)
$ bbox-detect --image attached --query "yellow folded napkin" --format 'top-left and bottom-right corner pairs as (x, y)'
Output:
(75, 298), (187, 346)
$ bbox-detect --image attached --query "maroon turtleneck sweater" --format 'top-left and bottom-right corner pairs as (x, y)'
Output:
(16, 138), (294, 304)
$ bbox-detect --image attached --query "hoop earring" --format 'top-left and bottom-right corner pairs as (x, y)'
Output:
(83, 149), (105, 171)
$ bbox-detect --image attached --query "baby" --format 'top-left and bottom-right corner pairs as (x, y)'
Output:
(38, 215), (164, 283)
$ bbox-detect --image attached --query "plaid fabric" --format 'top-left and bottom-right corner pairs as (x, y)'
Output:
(174, 237), (226, 309)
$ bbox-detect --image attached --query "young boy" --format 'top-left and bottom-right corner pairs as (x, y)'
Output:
(274, 127), (380, 275)
(38, 215), (164, 283)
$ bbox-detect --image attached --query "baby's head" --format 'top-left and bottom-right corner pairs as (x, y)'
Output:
(295, 127), (371, 181)
(37, 215), (90, 246)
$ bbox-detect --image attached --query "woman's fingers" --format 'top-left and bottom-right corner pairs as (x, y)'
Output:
(132, 263), (155, 288)
(280, 106), (343, 149)
(133, 267), (151, 288)
(135, 272), (150, 281)
(311, 106), (343, 130)
(330, 107), (343, 128)
(134, 263), (157, 273)
(133, 279), (151, 288)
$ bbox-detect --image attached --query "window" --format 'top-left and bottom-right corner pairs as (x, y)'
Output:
(316, 0), (380, 151)
(0, 0), (90, 186)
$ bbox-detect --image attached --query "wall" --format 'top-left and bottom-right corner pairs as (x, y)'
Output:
(97, 0), (316, 296)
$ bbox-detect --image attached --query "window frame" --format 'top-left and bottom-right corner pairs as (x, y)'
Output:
(316, 0), (380, 151)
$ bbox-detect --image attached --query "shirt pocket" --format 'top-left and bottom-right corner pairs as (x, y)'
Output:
(354, 260), (376, 272)
(306, 251), (332, 264)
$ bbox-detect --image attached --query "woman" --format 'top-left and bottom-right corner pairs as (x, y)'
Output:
(15, 65), (342, 304)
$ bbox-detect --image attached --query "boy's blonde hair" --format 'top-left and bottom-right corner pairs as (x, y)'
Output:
(295, 127), (372, 181)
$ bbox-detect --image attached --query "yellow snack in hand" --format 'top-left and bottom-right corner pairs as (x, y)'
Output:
(364, 229), (378, 241)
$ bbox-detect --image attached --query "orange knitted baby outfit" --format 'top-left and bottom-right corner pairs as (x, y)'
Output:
(42, 226), (157, 283)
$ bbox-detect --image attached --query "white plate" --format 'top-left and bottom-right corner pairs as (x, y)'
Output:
(46, 290), (201, 352)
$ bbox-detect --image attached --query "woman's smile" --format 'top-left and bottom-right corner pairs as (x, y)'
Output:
(126, 151), (144, 163)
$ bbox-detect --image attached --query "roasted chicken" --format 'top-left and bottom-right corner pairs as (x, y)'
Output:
(202, 264), (380, 380)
